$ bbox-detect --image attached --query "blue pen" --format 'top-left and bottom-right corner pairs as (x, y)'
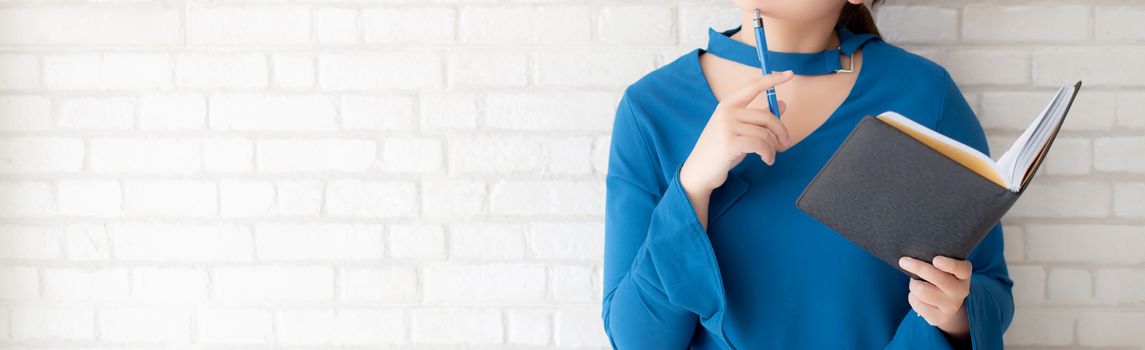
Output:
(752, 9), (782, 119)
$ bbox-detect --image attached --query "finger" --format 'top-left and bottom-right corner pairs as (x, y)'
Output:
(777, 100), (787, 116)
(908, 293), (941, 325)
(733, 136), (776, 165)
(910, 279), (952, 312)
(734, 109), (791, 147)
(720, 71), (795, 108)
(933, 256), (973, 280)
(730, 123), (780, 145)
(899, 257), (958, 293)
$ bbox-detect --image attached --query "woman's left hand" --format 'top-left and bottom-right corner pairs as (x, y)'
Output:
(899, 256), (972, 340)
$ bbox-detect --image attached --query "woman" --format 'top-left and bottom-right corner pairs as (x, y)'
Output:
(602, 0), (1014, 349)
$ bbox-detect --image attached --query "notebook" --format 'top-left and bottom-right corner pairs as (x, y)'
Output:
(796, 81), (1082, 276)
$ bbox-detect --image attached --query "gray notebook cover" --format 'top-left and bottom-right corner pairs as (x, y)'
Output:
(796, 83), (1079, 276)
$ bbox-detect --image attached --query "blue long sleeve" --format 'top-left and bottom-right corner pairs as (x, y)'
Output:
(602, 94), (734, 349)
(886, 72), (1015, 350)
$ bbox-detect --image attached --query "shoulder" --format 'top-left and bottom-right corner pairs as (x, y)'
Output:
(867, 40), (953, 87)
(621, 49), (705, 108)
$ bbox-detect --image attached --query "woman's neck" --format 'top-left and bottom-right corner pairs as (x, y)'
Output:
(730, 11), (840, 53)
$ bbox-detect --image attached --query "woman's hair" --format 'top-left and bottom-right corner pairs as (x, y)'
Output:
(839, 0), (882, 37)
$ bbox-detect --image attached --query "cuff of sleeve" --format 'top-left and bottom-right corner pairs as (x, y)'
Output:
(965, 274), (1012, 350)
(887, 309), (957, 350)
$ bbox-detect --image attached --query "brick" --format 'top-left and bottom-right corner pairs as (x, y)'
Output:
(1034, 48), (1145, 87)
(491, 180), (603, 216)
(382, 137), (442, 173)
(0, 267), (39, 298)
(0, 55), (41, 89)
(363, 7), (455, 44)
(980, 91), (1114, 131)
(1077, 311), (1145, 346)
(422, 179), (485, 219)
(210, 94), (338, 130)
(257, 139), (376, 172)
(945, 49), (1029, 86)
(44, 270), (128, 299)
(325, 180), (417, 218)
(11, 305), (95, 341)
(963, 5), (1089, 42)
(276, 308), (406, 345)
(340, 267), (417, 301)
(214, 266), (334, 302)
(139, 94), (206, 129)
(123, 180), (217, 217)
(420, 93), (479, 130)
(411, 308), (502, 345)
(44, 54), (170, 90)
(450, 137), (592, 175)
(189, 6), (310, 45)
(551, 265), (596, 302)
(176, 53), (268, 89)
(875, 6), (958, 44)
(204, 138), (254, 172)
(424, 263), (545, 302)
(255, 223), (384, 261)
(1008, 181), (1110, 218)
(99, 306), (191, 343)
(598, 6), (674, 45)
(219, 180), (274, 217)
(1114, 182), (1145, 218)
(131, 267), (208, 301)
(459, 6), (590, 45)
(1039, 137), (1091, 176)
(1026, 224), (1145, 264)
(0, 95), (50, 130)
(1047, 268), (1092, 305)
(111, 223), (251, 262)
(1095, 137), (1145, 173)
(554, 308), (609, 348)
(1094, 268), (1145, 305)
(0, 6), (180, 45)
(1118, 91), (1145, 129)
(197, 308), (272, 345)
(529, 222), (604, 261)
(275, 180), (324, 216)
(535, 51), (656, 87)
(448, 52), (527, 88)
(0, 181), (53, 217)
(319, 52), (443, 90)
(1095, 6), (1145, 41)
(57, 180), (121, 216)
(316, 7), (359, 44)
(0, 226), (62, 260)
(1003, 309), (1074, 346)
(389, 224), (445, 259)
(56, 96), (135, 129)
(507, 309), (551, 346)
(91, 139), (201, 174)
(1002, 225), (1025, 262)
(678, 4), (740, 48)
(0, 137), (84, 173)
(341, 95), (415, 130)
(65, 225), (109, 261)
(1008, 265), (1045, 306)
(272, 53), (314, 89)
(450, 223), (526, 260)
(485, 92), (615, 130)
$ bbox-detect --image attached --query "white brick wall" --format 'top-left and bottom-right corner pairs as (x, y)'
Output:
(0, 1), (1139, 349)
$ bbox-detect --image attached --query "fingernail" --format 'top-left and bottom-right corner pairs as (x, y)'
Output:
(899, 257), (911, 268)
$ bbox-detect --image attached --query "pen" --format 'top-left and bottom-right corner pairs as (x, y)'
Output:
(752, 9), (782, 119)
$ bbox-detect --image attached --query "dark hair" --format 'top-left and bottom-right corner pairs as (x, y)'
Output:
(839, 0), (882, 37)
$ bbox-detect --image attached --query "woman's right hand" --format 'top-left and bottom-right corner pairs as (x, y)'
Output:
(680, 70), (794, 196)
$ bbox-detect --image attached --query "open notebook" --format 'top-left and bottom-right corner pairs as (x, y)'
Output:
(877, 81), (1082, 193)
(796, 81), (1082, 276)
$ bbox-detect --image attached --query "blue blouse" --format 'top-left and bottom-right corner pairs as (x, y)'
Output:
(602, 26), (1014, 349)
